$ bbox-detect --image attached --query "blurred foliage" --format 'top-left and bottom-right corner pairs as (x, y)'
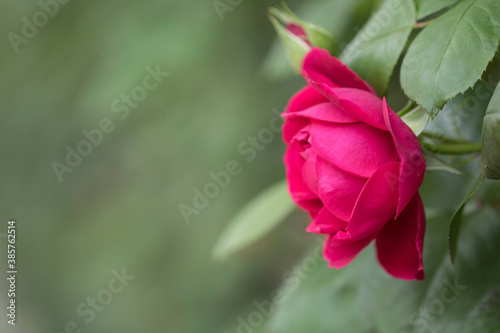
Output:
(401, 0), (500, 116)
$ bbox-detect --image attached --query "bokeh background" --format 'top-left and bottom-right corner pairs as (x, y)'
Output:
(0, 0), (385, 332)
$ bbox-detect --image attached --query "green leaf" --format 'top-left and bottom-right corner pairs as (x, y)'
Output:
(340, 0), (416, 95)
(401, 0), (500, 117)
(481, 83), (500, 179)
(448, 172), (484, 265)
(401, 106), (430, 135)
(415, 0), (461, 20)
(212, 180), (295, 261)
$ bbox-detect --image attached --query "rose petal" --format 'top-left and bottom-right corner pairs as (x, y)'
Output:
(324, 231), (376, 269)
(317, 157), (367, 221)
(347, 161), (401, 239)
(310, 121), (398, 178)
(375, 194), (426, 280)
(306, 221), (321, 233)
(307, 207), (348, 234)
(301, 148), (319, 196)
(286, 23), (309, 44)
(304, 200), (323, 220)
(331, 88), (388, 131)
(283, 117), (310, 144)
(284, 101), (359, 124)
(286, 86), (329, 114)
(283, 86), (328, 143)
(302, 48), (376, 94)
(284, 140), (319, 213)
(309, 87), (388, 131)
(382, 99), (426, 217)
(284, 132), (324, 219)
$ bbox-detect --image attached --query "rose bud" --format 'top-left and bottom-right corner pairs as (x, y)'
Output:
(285, 23), (311, 46)
(482, 85), (500, 179)
(283, 48), (426, 280)
(268, 4), (337, 73)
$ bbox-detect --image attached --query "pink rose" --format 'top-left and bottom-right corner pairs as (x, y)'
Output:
(283, 48), (426, 280)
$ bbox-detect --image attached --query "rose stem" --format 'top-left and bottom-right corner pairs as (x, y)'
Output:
(422, 142), (482, 155)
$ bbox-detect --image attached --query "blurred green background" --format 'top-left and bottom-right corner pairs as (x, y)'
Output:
(0, 0), (383, 332)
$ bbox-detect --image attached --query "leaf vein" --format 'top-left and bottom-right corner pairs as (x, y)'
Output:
(432, 0), (477, 111)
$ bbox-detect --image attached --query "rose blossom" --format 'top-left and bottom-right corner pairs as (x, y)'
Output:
(283, 48), (426, 280)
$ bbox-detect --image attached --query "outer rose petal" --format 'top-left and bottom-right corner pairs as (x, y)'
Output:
(310, 121), (398, 178)
(306, 221), (321, 233)
(347, 161), (401, 239)
(283, 86), (328, 143)
(301, 148), (319, 196)
(307, 207), (347, 234)
(382, 98), (426, 217)
(302, 48), (376, 94)
(283, 101), (359, 124)
(286, 86), (329, 114)
(283, 117), (309, 144)
(324, 231), (376, 269)
(316, 157), (367, 221)
(303, 200), (323, 220)
(284, 138), (321, 216)
(375, 194), (426, 280)
(328, 88), (388, 131)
